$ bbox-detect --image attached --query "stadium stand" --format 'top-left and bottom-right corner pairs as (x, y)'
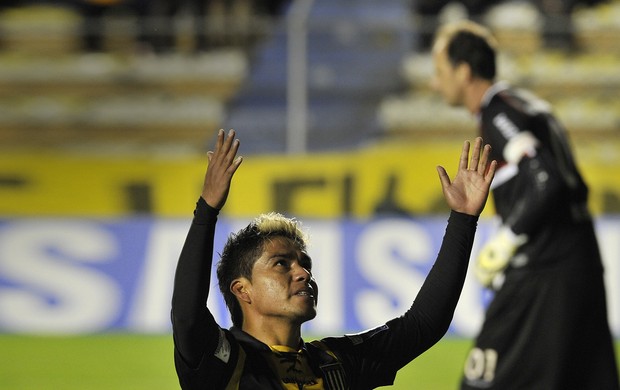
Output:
(0, 0), (617, 153)
(380, 0), (620, 143)
(0, 2), (250, 152)
(223, 0), (412, 153)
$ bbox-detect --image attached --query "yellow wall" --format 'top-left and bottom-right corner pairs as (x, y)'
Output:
(0, 141), (618, 218)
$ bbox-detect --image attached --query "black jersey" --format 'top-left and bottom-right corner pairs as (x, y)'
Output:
(479, 82), (601, 271)
(172, 198), (479, 390)
(461, 82), (619, 390)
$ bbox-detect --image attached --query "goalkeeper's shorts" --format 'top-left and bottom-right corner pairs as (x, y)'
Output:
(460, 265), (619, 390)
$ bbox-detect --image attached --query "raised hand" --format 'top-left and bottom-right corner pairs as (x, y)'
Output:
(201, 129), (243, 210)
(436, 137), (496, 216)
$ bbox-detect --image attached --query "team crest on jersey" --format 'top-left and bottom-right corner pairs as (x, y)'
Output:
(214, 328), (231, 363)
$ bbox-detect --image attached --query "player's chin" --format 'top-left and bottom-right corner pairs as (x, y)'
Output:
(304, 310), (317, 323)
(299, 306), (317, 323)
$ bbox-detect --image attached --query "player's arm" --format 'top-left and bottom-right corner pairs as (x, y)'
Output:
(363, 139), (495, 376)
(407, 137), (495, 344)
(321, 139), (495, 387)
(171, 129), (242, 368)
(476, 127), (566, 286)
(502, 135), (566, 233)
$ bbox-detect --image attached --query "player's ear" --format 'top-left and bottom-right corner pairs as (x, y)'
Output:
(231, 278), (251, 304)
(456, 62), (472, 83)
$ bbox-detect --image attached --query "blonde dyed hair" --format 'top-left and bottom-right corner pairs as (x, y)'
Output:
(217, 212), (309, 327)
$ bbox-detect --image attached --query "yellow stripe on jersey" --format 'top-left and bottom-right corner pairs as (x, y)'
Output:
(225, 347), (246, 390)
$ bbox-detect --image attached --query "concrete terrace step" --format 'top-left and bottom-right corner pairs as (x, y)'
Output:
(0, 50), (247, 99)
(0, 93), (223, 149)
(0, 3), (249, 151)
(392, 40), (619, 143)
(477, 0), (620, 53)
(401, 51), (620, 95)
(378, 91), (620, 142)
(0, 50), (247, 150)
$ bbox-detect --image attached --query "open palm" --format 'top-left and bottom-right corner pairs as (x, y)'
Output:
(437, 137), (496, 216)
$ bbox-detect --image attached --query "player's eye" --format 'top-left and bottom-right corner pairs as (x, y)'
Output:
(274, 258), (290, 267)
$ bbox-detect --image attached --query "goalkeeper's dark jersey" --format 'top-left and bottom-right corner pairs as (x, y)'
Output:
(462, 82), (619, 390)
(172, 198), (479, 390)
(478, 82), (602, 271)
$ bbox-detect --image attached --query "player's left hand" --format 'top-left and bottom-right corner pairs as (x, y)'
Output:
(437, 137), (496, 216)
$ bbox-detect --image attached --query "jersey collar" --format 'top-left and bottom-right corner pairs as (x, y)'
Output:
(481, 80), (510, 108)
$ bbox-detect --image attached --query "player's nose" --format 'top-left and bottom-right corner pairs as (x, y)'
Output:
(292, 262), (311, 281)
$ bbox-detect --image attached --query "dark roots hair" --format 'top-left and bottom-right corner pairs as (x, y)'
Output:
(216, 212), (308, 327)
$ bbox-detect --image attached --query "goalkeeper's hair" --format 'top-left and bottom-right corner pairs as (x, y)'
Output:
(434, 20), (498, 81)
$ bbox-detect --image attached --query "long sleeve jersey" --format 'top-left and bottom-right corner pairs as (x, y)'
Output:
(479, 81), (602, 271)
(171, 198), (479, 389)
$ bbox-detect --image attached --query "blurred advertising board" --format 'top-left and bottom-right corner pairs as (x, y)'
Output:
(0, 216), (618, 337)
(1, 142), (618, 218)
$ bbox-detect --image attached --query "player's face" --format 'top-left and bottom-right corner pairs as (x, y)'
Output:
(246, 237), (318, 325)
(431, 44), (465, 107)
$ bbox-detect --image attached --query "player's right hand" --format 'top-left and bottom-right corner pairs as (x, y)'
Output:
(201, 129), (243, 210)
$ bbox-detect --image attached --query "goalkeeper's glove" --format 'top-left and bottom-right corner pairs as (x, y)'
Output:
(475, 226), (528, 288)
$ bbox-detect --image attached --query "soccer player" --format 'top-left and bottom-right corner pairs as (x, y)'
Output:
(431, 20), (619, 389)
(171, 129), (496, 389)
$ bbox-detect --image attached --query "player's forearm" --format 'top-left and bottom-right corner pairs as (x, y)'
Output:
(405, 210), (477, 347)
(171, 198), (220, 367)
(171, 198), (219, 324)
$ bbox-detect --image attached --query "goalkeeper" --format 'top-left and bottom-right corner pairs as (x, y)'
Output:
(431, 21), (619, 389)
